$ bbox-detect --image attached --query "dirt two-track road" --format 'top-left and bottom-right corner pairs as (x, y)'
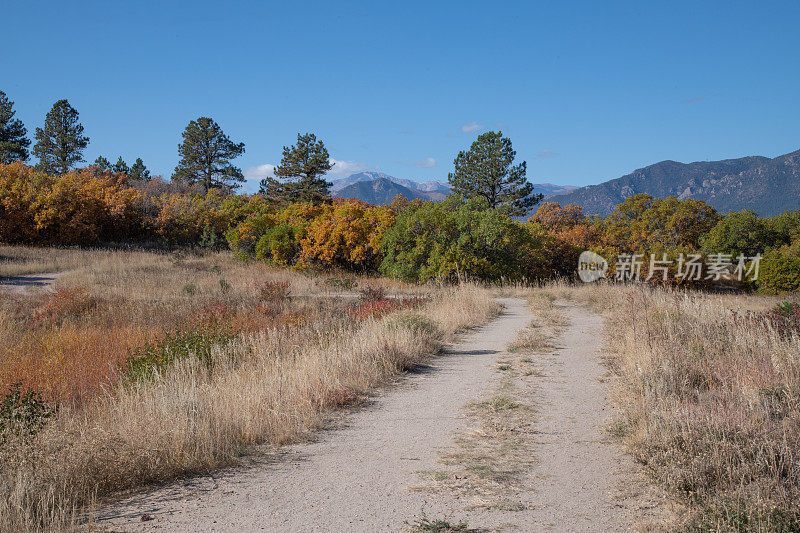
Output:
(0, 272), (63, 294)
(99, 298), (666, 532)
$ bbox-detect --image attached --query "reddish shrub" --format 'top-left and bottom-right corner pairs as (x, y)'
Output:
(30, 287), (96, 328)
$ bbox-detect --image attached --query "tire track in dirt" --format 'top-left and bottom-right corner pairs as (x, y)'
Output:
(511, 301), (668, 531)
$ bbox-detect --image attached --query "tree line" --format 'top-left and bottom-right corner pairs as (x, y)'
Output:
(3, 89), (799, 293)
(0, 90), (542, 213)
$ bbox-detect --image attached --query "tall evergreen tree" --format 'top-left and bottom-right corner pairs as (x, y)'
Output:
(259, 132), (333, 204)
(112, 156), (129, 174)
(129, 157), (150, 179)
(173, 117), (245, 190)
(0, 90), (31, 164)
(448, 131), (541, 216)
(94, 155), (112, 172)
(33, 99), (89, 174)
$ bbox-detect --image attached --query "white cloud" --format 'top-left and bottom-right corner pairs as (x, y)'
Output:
(681, 96), (707, 104)
(537, 149), (557, 159)
(327, 158), (378, 177)
(461, 121), (483, 134)
(414, 157), (437, 168)
(244, 159), (377, 182)
(244, 163), (276, 181)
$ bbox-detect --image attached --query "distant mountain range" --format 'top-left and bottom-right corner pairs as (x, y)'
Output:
(334, 178), (428, 204)
(534, 183), (579, 197)
(331, 172), (451, 202)
(330, 149), (800, 216)
(331, 171), (575, 205)
(548, 149), (800, 216)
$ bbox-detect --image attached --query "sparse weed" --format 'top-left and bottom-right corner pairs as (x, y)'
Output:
(218, 278), (231, 294)
(324, 276), (357, 290)
(359, 286), (386, 302)
(260, 280), (290, 301)
(408, 515), (469, 532)
(470, 396), (523, 412)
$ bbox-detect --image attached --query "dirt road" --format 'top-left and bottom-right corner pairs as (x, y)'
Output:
(99, 298), (662, 532)
(514, 303), (665, 531)
(0, 272), (63, 293)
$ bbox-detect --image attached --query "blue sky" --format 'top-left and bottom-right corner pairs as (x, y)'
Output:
(4, 0), (799, 193)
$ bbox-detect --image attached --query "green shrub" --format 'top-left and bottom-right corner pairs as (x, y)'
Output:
(255, 223), (298, 265)
(766, 210), (800, 245)
(0, 383), (55, 439)
(225, 212), (276, 260)
(701, 209), (779, 257)
(379, 196), (546, 282)
(122, 326), (235, 381)
(199, 223), (224, 250)
(758, 239), (800, 294)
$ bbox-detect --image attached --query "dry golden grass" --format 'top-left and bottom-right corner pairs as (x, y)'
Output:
(0, 246), (499, 532)
(508, 292), (567, 355)
(0, 247), (443, 406)
(537, 281), (798, 531)
(0, 246), (120, 278)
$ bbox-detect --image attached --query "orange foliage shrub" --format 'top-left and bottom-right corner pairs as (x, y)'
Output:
(0, 322), (157, 405)
(0, 163), (273, 246)
(299, 199), (396, 270)
(0, 162), (143, 244)
(528, 201), (599, 249)
(530, 201), (586, 232)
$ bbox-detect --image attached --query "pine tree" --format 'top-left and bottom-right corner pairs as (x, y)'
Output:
(448, 131), (541, 216)
(93, 155), (111, 173)
(0, 90), (31, 164)
(129, 157), (150, 180)
(112, 156), (129, 174)
(33, 99), (89, 174)
(173, 117), (245, 190)
(259, 132), (333, 204)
